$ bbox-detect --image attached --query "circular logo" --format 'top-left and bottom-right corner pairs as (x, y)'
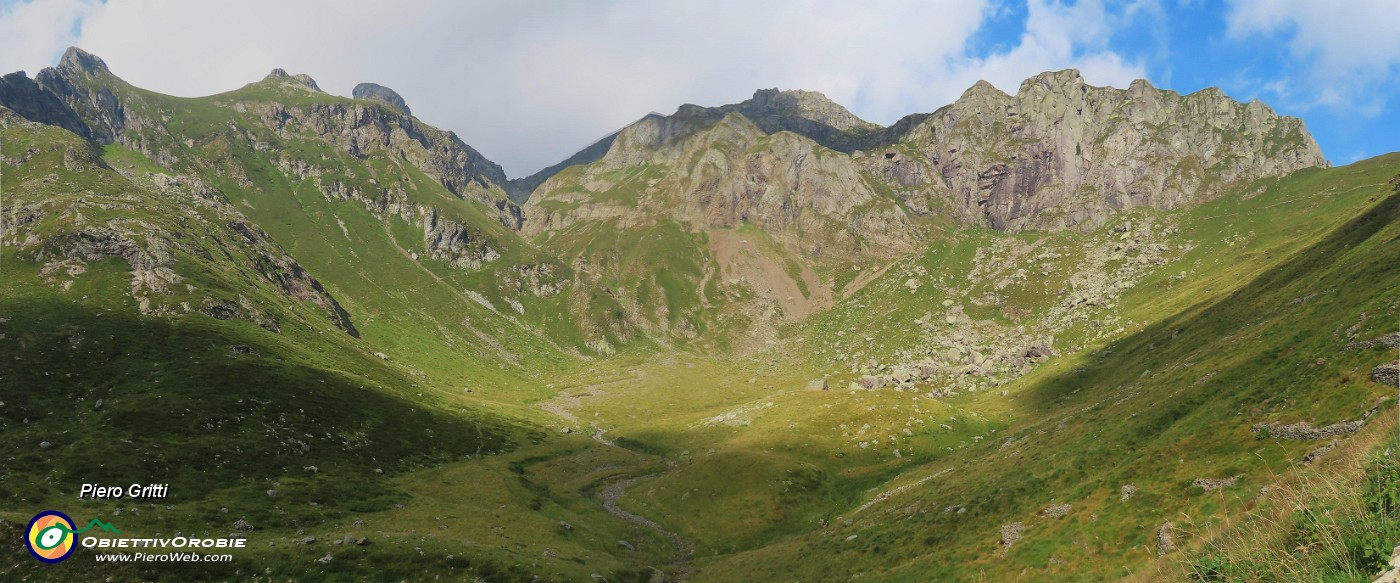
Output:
(26, 511), (77, 563)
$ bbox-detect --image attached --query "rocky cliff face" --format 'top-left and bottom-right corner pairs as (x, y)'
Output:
(880, 70), (1327, 231)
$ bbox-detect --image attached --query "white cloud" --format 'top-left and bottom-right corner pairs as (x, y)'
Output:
(0, 0), (97, 76)
(1226, 0), (1400, 111)
(944, 0), (1147, 97)
(1, 0), (1148, 176)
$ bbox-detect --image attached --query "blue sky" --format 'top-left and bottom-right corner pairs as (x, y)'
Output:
(0, 0), (1397, 174)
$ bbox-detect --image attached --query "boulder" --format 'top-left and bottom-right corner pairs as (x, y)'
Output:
(1157, 522), (1176, 556)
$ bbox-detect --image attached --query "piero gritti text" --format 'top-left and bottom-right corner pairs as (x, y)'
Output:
(79, 483), (170, 500)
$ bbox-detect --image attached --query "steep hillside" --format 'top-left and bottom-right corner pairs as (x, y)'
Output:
(0, 105), (568, 578)
(0, 63), (703, 581)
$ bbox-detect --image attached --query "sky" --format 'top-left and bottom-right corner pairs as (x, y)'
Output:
(0, 0), (1397, 177)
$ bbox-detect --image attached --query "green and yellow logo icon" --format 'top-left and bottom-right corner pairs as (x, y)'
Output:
(25, 511), (120, 563)
(26, 511), (77, 563)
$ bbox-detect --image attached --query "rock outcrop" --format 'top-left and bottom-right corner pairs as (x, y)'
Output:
(264, 68), (323, 92)
(1192, 476), (1240, 492)
(1373, 361), (1399, 387)
(238, 99), (516, 227)
(1157, 522), (1176, 556)
(352, 82), (410, 115)
(1344, 332), (1400, 351)
(1252, 419), (1366, 440)
(999, 522), (1025, 556)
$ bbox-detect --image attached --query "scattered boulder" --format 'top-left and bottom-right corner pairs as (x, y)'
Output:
(1157, 522), (1176, 556)
(299, 536), (317, 545)
(1024, 343), (1053, 359)
(228, 344), (255, 356)
(356, 537), (369, 546)
(1120, 484), (1138, 500)
(1371, 361), (1399, 387)
(232, 519), (253, 532)
(857, 375), (885, 389)
(317, 554), (333, 564)
(1000, 522), (1025, 556)
(202, 302), (238, 320)
(1302, 440), (1339, 464)
(806, 377), (829, 391)
(1040, 503), (1072, 518)
(373, 352), (390, 360)
(39, 441), (51, 449)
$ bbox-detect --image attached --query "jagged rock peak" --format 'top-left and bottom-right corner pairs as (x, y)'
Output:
(352, 82), (410, 115)
(263, 68), (322, 92)
(1017, 69), (1085, 94)
(1128, 78), (1156, 95)
(961, 79), (1008, 99)
(58, 47), (109, 75)
(745, 88), (875, 131)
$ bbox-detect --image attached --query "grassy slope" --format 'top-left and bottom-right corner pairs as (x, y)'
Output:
(0, 116), (665, 582)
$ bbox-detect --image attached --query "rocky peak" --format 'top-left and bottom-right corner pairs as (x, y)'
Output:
(960, 80), (1008, 100)
(263, 68), (322, 92)
(57, 46), (110, 76)
(898, 71), (1328, 231)
(352, 82), (411, 115)
(19, 48), (132, 145)
(1016, 69), (1085, 95)
(744, 88), (876, 132)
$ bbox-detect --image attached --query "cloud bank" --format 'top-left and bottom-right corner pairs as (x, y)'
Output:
(0, 0), (1158, 176)
(1226, 0), (1400, 114)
